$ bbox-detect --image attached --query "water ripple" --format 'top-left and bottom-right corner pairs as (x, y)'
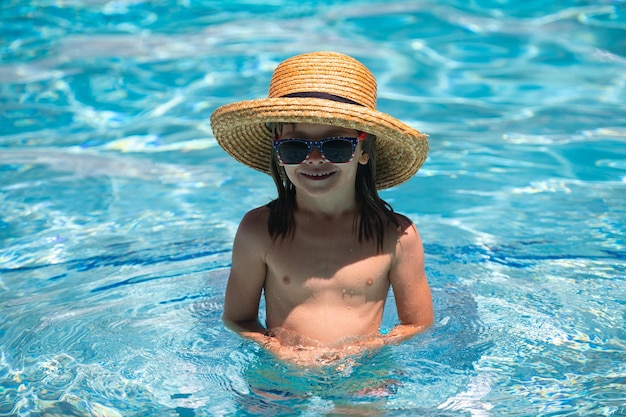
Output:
(1, 0), (625, 414)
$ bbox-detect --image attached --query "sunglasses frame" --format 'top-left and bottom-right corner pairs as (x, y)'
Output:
(273, 132), (367, 165)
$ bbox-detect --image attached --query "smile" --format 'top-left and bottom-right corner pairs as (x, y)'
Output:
(300, 171), (336, 180)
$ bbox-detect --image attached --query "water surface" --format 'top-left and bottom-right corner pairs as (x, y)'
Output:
(1, 0), (625, 415)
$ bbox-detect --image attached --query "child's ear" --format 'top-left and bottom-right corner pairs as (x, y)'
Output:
(358, 151), (370, 165)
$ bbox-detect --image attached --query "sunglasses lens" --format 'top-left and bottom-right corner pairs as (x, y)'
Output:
(275, 138), (357, 164)
(321, 139), (354, 163)
(277, 141), (309, 164)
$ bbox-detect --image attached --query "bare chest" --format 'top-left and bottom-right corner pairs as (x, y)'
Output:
(265, 228), (393, 301)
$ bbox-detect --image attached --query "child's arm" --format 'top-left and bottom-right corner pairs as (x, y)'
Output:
(222, 208), (269, 342)
(386, 218), (434, 343)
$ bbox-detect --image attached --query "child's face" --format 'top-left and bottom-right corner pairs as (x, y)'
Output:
(275, 123), (369, 198)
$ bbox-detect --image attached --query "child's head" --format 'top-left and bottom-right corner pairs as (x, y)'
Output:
(268, 121), (376, 200)
(210, 51), (429, 190)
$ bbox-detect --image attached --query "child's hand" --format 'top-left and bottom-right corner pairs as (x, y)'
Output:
(260, 331), (386, 367)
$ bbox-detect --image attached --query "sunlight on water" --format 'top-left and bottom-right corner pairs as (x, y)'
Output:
(1, 0), (625, 415)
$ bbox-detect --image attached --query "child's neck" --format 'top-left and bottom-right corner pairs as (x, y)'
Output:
(295, 190), (358, 220)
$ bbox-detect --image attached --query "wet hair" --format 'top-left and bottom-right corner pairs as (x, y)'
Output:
(266, 123), (399, 252)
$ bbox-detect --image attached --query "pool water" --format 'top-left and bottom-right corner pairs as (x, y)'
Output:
(1, 0), (625, 415)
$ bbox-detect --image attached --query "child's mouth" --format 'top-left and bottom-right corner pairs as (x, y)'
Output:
(301, 171), (335, 180)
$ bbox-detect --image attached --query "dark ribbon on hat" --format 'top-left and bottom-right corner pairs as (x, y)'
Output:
(281, 92), (364, 107)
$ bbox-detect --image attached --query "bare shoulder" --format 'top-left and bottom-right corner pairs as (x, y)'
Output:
(393, 212), (415, 230)
(392, 213), (422, 244)
(234, 206), (271, 250)
(239, 205), (270, 231)
(387, 212), (425, 268)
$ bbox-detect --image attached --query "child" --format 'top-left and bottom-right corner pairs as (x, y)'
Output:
(210, 51), (433, 364)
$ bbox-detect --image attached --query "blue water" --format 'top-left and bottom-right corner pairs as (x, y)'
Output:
(1, 0), (625, 415)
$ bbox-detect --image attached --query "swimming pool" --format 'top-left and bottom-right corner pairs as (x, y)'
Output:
(1, 0), (625, 415)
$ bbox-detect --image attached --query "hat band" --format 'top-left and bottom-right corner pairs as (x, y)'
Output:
(280, 92), (365, 107)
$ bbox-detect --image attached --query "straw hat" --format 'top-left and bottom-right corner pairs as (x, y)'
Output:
(210, 51), (428, 189)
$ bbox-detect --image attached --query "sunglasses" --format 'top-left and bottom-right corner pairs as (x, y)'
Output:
(273, 132), (367, 165)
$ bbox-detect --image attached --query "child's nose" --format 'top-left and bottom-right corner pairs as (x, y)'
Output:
(306, 145), (325, 162)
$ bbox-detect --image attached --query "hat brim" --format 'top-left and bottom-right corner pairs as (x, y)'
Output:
(210, 97), (429, 189)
